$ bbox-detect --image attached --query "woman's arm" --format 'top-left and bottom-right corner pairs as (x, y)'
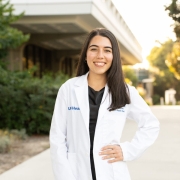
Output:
(120, 86), (160, 161)
(49, 84), (76, 180)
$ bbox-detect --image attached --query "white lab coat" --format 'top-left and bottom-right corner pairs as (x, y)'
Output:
(50, 72), (160, 180)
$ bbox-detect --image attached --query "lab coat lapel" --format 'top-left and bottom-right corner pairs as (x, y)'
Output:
(74, 73), (89, 134)
(97, 84), (110, 121)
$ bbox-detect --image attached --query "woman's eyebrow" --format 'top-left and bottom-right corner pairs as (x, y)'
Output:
(89, 45), (98, 48)
(104, 46), (112, 49)
(89, 45), (112, 49)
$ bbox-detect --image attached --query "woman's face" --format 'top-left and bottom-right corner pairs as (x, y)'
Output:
(86, 35), (113, 77)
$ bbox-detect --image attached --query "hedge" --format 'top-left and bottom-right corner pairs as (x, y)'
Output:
(0, 66), (69, 134)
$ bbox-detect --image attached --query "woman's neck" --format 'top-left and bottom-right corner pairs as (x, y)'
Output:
(87, 73), (106, 91)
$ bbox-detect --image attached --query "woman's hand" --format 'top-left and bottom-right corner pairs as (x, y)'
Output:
(99, 145), (123, 163)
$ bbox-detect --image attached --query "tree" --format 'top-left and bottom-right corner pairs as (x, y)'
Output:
(0, 0), (29, 60)
(122, 66), (138, 87)
(149, 39), (180, 81)
(166, 41), (180, 80)
(165, 0), (180, 38)
(165, 1), (180, 81)
(147, 39), (180, 104)
(148, 40), (174, 70)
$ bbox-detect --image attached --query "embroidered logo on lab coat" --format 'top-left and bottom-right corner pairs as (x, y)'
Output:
(116, 107), (125, 112)
(68, 106), (80, 110)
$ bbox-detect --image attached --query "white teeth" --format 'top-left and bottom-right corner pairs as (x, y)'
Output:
(94, 62), (105, 67)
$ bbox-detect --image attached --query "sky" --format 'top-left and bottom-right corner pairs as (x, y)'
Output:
(112, 0), (176, 68)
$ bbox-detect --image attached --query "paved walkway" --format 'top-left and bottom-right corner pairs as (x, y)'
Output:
(0, 149), (54, 180)
(0, 105), (180, 180)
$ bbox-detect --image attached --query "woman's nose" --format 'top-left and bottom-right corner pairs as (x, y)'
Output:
(97, 49), (104, 59)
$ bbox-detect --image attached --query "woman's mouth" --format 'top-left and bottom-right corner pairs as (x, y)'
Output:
(94, 62), (106, 67)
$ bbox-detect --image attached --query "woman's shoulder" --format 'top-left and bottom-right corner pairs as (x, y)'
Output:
(64, 76), (79, 85)
(61, 74), (87, 89)
(126, 84), (140, 98)
(126, 84), (136, 92)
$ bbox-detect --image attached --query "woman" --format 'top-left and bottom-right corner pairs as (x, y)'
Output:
(50, 28), (160, 180)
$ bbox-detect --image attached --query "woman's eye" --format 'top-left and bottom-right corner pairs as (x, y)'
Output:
(105, 49), (111, 53)
(91, 48), (97, 51)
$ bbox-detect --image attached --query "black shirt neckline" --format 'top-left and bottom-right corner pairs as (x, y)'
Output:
(88, 86), (105, 92)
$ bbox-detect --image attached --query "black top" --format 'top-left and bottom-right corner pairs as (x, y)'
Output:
(88, 86), (105, 180)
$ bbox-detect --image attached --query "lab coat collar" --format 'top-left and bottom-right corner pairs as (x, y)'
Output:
(74, 72), (89, 87)
(74, 72), (110, 134)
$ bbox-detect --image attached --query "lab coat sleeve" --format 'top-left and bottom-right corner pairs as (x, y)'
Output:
(119, 86), (160, 161)
(49, 84), (76, 180)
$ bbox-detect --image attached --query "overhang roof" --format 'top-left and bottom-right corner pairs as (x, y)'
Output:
(10, 0), (143, 65)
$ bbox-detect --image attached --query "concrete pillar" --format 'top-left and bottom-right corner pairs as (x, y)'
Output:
(160, 97), (164, 105)
(6, 45), (25, 71)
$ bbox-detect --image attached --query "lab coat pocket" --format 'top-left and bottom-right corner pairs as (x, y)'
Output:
(112, 161), (131, 180)
(67, 153), (78, 179)
(105, 110), (127, 132)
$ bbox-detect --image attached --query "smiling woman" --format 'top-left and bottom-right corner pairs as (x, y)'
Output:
(49, 28), (160, 180)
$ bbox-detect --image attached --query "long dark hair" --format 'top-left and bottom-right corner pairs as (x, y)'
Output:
(76, 28), (130, 111)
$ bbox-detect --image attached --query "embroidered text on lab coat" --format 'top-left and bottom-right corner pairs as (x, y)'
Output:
(68, 106), (80, 110)
(116, 107), (125, 112)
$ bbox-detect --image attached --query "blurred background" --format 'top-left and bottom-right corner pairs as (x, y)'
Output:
(0, 0), (180, 179)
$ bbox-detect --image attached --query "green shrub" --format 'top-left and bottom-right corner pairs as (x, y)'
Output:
(10, 129), (27, 140)
(0, 136), (11, 153)
(152, 94), (160, 105)
(0, 129), (28, 153)
(0, 66), (69, 134)
(0, 129), (27, 140)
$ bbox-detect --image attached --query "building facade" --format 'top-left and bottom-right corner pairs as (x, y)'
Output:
(9, 0), (143, 76)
